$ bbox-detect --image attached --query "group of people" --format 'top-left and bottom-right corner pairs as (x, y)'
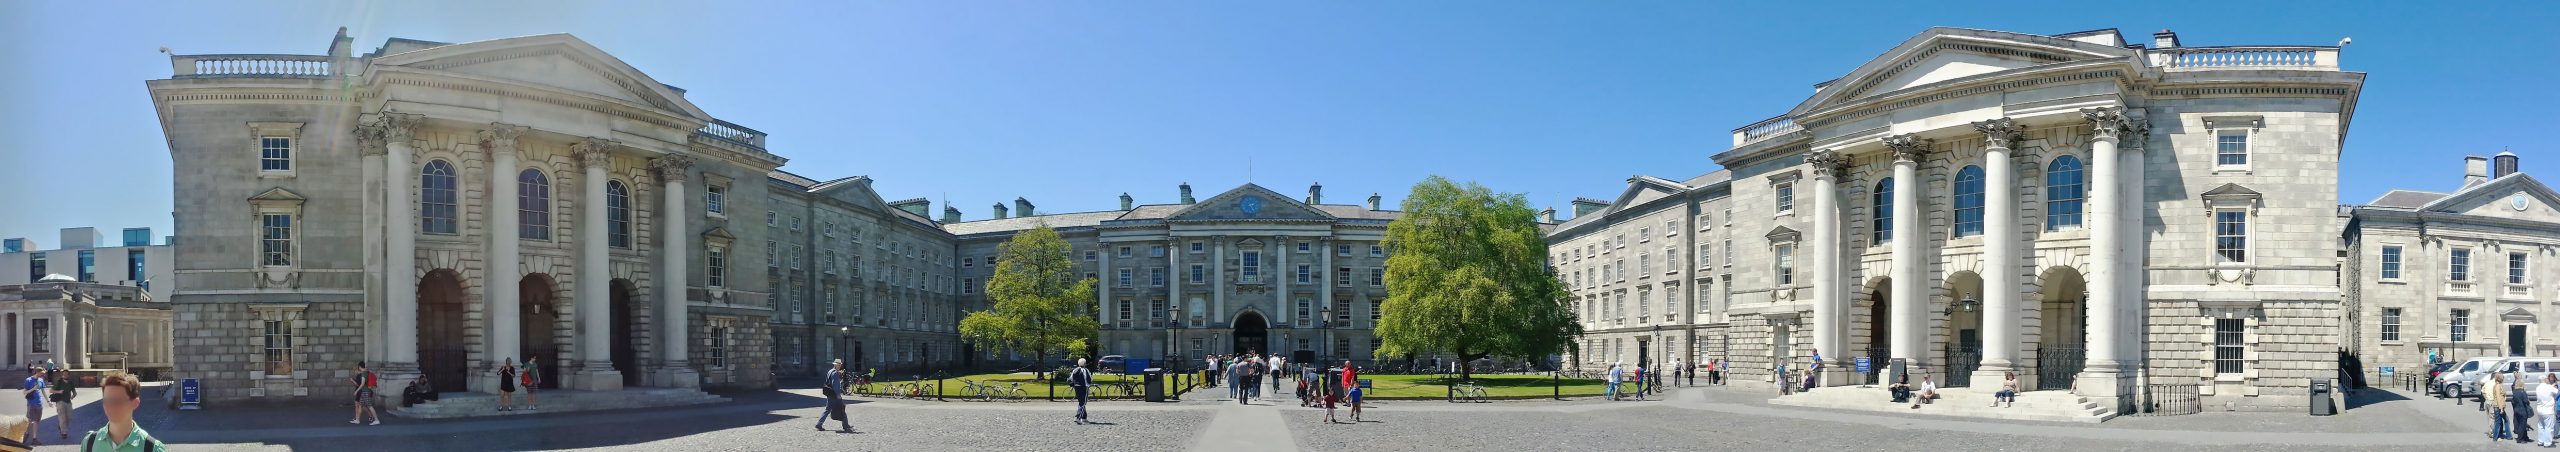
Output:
(1218, 352), (1284, 404)
(4, 364), (164, 451)
(2483, 371), (2560, 446)
(1604, 362), (1652, 401)
(16, 363), (75, 445)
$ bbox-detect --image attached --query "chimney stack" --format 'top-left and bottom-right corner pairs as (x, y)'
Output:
(2153, 29), (2180, 49)
(941, 206), (962, 224)
(992, 202), (1009, 220)
(1119, 192), (1134, 210)
(1180, 183), (1195, 204)
(2496, 151), (2521, 178)
(1540, 207), (1558, 223)
(1308, 182), (1324, 205)
(2466, 155), (2491, 187)
(1014, 197), (1035, 217)
(1366, 193), (1382, 211)
(1571, 198), (1611, 217)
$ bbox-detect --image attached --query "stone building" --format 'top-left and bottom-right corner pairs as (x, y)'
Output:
(151, 30), (778, 403)
(0, 277), (175, 377)
(2346, 152), (2560, 374)
(1545, 174), (1733, 373)
(1557, 27), (2363, 417)
(0, 227), (173, 303)
(763, 171), (965, 377)
(943, 183), (1402, 365)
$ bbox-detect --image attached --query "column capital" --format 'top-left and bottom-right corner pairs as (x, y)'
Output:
(572, 138), (616, 168)
(2122, 121), (2152, 153)
(2081, 107), (2127, 142)
(1971, 117), (2024, 150)
(354, 121), (388, 156)
(1882, 133), (1930, 164)
(479, 122), (527, 155)
(649, 155), (697, 181)
(1805, 149), (1847, 179)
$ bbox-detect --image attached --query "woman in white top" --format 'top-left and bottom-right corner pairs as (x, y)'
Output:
(2538, 373), (2558, 447)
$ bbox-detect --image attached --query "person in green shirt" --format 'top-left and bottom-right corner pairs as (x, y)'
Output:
(84, 373), (163, 452)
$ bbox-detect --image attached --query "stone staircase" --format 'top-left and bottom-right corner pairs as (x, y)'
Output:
(390, 387), (729, 419)
(1766, 385), (2115, 423)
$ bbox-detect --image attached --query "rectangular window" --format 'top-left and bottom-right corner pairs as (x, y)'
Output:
(2451, 248), (2473, 281)
(791, 216), (802, 231)
(27, 252), (43, 282)
(1240, 251), (1261, 282)
(1191, 241), (1203, 253)
(1370, 245), (1384, 257)
(2451, 309), (2471, 342)
(31, 319), (52, 355)
(261, 318), (293, 376)
(1118, 268), (1133, 288)
(1190, 264), (1205, 284)
(1775, 183), (1795, 213)
(2214, 210), (2247, 263)
(260, 137), (292, 171)
(766, 211), (776, 227)
(1637, 253), (1651, 276)
(2216, 131), (2249, 167)
(1297, 298), (1312, 326)
(1338, 267), (1352, 287)
(1, 239), (18, 253)
(76, 250), (95, 282)
(1296, 242), (1310, 253)
(1085, 251), (1097, 261)
(766, 241), (778, 267)
(1118, 300), (1133, 321)
(1150, 267), (1165, 286)
(1638, 228), (1650, 242)
(1152, 245), (1167, 257)
(1296, 264), (1311, 284)
(2214, 318), (2245, 374)
(1118, 246), (1132, 258)
(128, 249), (145, 283)
(1665, 218), (1678, 236)
(1370, 299), (1383, 321)
(1337, 299), (1352, 321)
(122, 228), (149, 247)
(708, 248), (728, 288)
(2512, 252), (2529, 285)
(2380, 308), (2401, 342)
(709, 325), (730, 368)
(962, 278), (976, 295)
(1723, 240), (1733, 266)
(791, 246), (803, 269)
(1369, 268), (1384, 287)
(260, 214), (293, 266)
(1775, 243), (1796, 285)
(1337, 244), (1351, 256)
(1698, 243), (1712, 269)
(962, 257), (975, 268)
(2380, 246), (2402, 279)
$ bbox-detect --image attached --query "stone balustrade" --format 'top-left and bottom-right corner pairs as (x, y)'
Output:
(696, 119), (766, 148)
(1732, 115), (1801, 147)
(171, 54), (334, 78)
(2153, 46), (2340, 71)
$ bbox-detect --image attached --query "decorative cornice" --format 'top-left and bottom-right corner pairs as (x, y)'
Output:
(478, 122), (527, 155)
(649, 155), (696, 181)
(1971, 117), (2023, 150)
(1805, 149), (1846, 179)
(1882, 133), (1929, 163)
(2082, 107), (2126, 141)
(380, 112), (423, 144)
(572, 138), (614, 168)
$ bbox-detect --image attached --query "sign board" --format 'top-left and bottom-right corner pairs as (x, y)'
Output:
(1855, 357), (1872, 374)
(179, 378), (202, 410)
(1358, 379), (1372, 389)
(2379, 367), (2395, 379)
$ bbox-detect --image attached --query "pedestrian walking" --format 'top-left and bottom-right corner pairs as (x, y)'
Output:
(496, 358), (518, 412)
(1605, 362), (1622, 401)
(18, 366), (42, 446)
(80, 373), (164, 452)
(1633, 364), (1647, 401)
(1070, 358), (1094, 424)
(2538, 373), (2558, 447)
(348, 362), (380, 426)
(1805, 348), (1824, 391)
(521, 354), (540, 411)
(2490, 372), (2512, 440)
(47, 369), (74, 437)
(816, 359), (852, 432)
(1339, 360), (1357, 410)
(2516, 373), (2537, 444)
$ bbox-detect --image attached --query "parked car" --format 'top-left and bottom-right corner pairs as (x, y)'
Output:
(1098, 355), (1127, 374)
(2436, 357), (2512, 402)
(2427, 361), (2458, 386)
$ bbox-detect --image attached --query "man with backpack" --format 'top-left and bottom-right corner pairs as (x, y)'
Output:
(348, 362), (379, 426)
(816, 359), (851, 432)
(1070, 358), (1094, 424)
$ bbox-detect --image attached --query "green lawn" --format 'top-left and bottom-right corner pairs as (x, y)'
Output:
(1353, 373), (1608, 399)
(851, 372), (1156, 399)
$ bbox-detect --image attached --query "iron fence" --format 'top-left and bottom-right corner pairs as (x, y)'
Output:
(1944, 351), (1981, 387)
(2128, 384), (2202, 416)
(2037, 345), (2085, 390)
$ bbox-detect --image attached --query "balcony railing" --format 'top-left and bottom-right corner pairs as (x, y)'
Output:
(695, 119), (767, 148)
(171, 54), (334, 78)
(1732, 114), (1801, 147)
(2153, 46), (2339, 71)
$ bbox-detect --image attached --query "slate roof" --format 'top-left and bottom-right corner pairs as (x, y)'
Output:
(942, 210), (1130, 236)
(2366, 190), (2447, 209)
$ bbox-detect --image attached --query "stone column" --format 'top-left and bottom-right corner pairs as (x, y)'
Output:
(651, 155), (702, 388)
(2078, 107), (2131, 402)
(570, 139), (622, 391)
(1883, 133), (1930, 381)
(1804, 149), (1848, 386)
(1100, 241), (1114, 332)
(1318, 238), (1333, 331)
(1275, 236), (1289, 327)
(1167, 238), (1181, 349)
(1211, 237), (1226, 331)
(1973, 118), (2024, 391)
(364, 113), (424, 388)
(2119, 118), (2151, 385)
(481, 123), (526, 394)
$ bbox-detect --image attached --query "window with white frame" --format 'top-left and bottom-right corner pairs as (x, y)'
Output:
(709, 319), (732, 368)
(1370, 245), (1383, 257)
(1297, 298), (1312, 326)
(962, 278), (976, 295)
(1369, 268), (1384, 287)
(2380, 246), (2402, 280)
(2451, 308), (2471, 342)
(707, 246), (728, 288)
(518, 169), (552, 240)
(1639, 228), (1650, 242)
(2450, 248), (2473, 281)
(1338, 267), (1352, 287)
(1873, 178), (1894, 244)
(1774, 243), (1796, 285)
(1151, 267), (1166, 287)
(1154, 245), (1168, 257)
(2380, 308), (2401, 342)
(1698, 243), (1711, 269)
(766, 241), (778, 267)
(607, 180), (631, 247)
(706, 185), (725, 214)
(260, 213), (294, 266)
(1698, 213), (1711, 231)
(1191, 264), (1205, 284)
(1638, 253), (1651, 276)
(962, 257), (974, 268)
(1118, 246), (1132, 258)
(2214, 210), (2247, 263)
(1118, 299), (1133, 321)
(2216, 130), (2249, 168)
(1664, 245), (1678, 273)
(1370, 299), (1383, 321)
(1953, 166), (1985, 237)
(2511, 251), (2529, 285)
(2046, 156), (2085, 230)
(1775, 182), (1794, 213)
(1118, 268), (1133, 288)
(1241, 250), (1261, 282)
(260, 136), (294, 172)
(422, 161), (460, 234)
(2213, 318), (2245, 374)
(1295, 264), (1311, 284)
(261, 314), (296, 376)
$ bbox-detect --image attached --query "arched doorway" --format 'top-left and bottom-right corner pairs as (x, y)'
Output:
(2035, 267), (2088, 391)
(521, 274), (562, 390)
(417, 269), (470, 393)
(610, 279), (640, 387)
(1232, 311), (1269, 356)
(1853, 278), (1890, 384)
(1941, 272), (1984, 387)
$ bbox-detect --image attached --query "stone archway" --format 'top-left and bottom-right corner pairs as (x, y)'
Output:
(417, 269), (470, 393)
(1852, 277), (1891, 384)
(610, 278), (640, 387)
(1941, 271), (1984, 387)
(521, 273), (562, 390)
(2035, 267), (2088, 391)
(1231, 311), (1270, 356)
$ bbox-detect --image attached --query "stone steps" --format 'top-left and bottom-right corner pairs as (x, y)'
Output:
(390, 387), (729, 419)
(1766, 385), (2116, 423)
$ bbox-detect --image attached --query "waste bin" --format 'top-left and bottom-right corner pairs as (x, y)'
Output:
(1144, 368), (1165, 402)
(2310, 378), (2334, 416)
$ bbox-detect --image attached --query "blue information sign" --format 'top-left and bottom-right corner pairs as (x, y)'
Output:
(179, 378), (202, 410)
(1358, 379), (1372, 389)
(1855, 357), (1872, 374)
(2379, 366), (2395, 379)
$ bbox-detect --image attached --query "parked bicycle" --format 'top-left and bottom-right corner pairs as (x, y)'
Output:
(1451, 380), (1488, 403)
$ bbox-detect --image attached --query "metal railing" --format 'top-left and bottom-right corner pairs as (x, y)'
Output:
(2037, 345), (2085, 390)
(2128, 384), (2202, 416)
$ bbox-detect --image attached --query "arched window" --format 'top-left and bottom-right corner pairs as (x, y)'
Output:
(607, 180), (632, 248)
(519, 169), (551, 240)
(1872, 178), (1894, 244)
(1953, 165), (1985, 237)
(421, 160), (458, 235)
(2046, 155), (2085, 231)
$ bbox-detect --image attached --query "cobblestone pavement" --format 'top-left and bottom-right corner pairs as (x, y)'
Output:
(93, 381), (2543, 451)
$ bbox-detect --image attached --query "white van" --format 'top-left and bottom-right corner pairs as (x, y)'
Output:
(2438, 356), (2515, 400)
(2493, 358), (2560, 394)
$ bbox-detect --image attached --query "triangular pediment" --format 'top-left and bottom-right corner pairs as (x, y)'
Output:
(248, 187), (306, 202)
(810, 176), (890, 213)
(1791, 28), (2133, 115)
(2423, 174), (2560, 223)
(2201, 183), (2261, 198)
(2504, 306), (2539, 323)
(1611, 176), (1691, 210)
(1166, 184), (1336, 221)
(372, 34), (713, 123)
(1765, 225), (1801, 242)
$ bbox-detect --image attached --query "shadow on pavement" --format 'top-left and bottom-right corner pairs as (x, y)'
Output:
(2345, 387), (2411, 410)
(147, 387), (835, 451)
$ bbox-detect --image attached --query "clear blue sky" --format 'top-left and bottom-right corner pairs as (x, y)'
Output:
(2, 1), (2554, 248)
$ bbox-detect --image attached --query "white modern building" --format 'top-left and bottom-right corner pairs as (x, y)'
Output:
(0, 227), (173, 302)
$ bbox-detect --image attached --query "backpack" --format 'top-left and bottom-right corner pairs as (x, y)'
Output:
(83, 429), (162, 452)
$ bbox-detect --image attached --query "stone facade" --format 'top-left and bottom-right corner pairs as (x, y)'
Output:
(1547, 174), (1735, 377)
(1553, 27), (2362, 414)
(2346, 153), (2560, 381)
(762, 173), (966, 378)
(0, 280), (174, 376)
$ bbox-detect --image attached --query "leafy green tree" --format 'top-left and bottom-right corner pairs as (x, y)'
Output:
(1375, 176), (1579, 379)
(959, 223), (1098, 379)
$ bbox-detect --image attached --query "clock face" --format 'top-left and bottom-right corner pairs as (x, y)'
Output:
(2515, 193), (2532, 211)
(1240, 196), (1264, 216)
